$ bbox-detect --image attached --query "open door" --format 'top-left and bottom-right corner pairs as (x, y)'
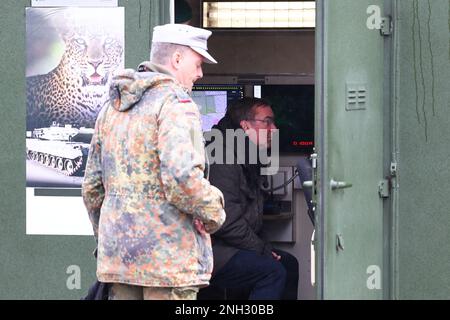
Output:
(314, 0), (390, 299)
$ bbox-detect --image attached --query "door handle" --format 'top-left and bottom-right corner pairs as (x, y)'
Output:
(330, 179), (352, 190)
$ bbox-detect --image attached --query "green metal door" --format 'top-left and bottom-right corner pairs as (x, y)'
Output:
(315, 0), (389, 299)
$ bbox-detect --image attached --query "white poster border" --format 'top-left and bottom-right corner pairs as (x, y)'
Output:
(26, 188), (93, 236)
(31, 0), (117, 7)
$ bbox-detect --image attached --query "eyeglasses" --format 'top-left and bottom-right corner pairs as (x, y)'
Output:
(248, 118), (275, 127)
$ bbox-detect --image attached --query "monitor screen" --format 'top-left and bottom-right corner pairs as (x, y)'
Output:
(257, 84), (314, 154)
(192, 84), (244, 132)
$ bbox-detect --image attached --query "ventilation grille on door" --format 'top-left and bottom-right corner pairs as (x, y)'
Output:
(346, 84), (367, 111)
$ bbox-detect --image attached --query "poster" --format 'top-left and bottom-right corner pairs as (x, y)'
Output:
(25, 7), (124, 235)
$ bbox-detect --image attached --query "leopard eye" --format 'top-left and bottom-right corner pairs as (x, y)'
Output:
(104, 37), (114, 44)
(74, 38), (86, 46)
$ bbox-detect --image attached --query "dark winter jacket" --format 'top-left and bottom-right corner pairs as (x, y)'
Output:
(207, 115), (273, 275)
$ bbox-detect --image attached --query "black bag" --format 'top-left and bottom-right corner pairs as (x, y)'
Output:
(82, 280), (111, 300)
(82, 247), (111, 300)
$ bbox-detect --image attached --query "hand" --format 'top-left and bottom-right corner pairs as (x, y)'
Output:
(272, 251), (281, 261)
(194, 218), (207, 235)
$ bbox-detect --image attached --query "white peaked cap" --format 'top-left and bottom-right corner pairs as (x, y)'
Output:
(152, 24), (217, 64)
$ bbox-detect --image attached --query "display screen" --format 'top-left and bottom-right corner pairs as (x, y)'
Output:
(258, 84), (314, 154)
(192, 84), (244, 132)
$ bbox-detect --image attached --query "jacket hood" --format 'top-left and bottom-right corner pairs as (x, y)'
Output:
(109, 62), (175, 112)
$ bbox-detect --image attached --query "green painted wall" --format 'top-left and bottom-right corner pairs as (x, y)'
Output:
(0, 0), (169, 299)
(394, 0), (450, 299)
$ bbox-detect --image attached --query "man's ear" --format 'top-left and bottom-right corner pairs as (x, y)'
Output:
(170, 51), (182, 70)
(240, 120), (248, 131)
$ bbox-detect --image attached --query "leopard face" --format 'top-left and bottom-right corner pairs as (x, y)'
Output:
(62, 29), (123, 88)
(26, 18), (124, 131)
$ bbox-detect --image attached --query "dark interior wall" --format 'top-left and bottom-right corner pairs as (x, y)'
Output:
(186, 0), (201, 26)
(203, 31), (315, 77)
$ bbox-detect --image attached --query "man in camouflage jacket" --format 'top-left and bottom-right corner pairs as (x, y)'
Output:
(82, 24), (225, 300)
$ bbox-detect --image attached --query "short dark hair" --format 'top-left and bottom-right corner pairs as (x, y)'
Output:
(226, 97), (272, 128)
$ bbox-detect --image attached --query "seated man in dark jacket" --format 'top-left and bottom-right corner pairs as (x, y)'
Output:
(203, 97), (299, 300)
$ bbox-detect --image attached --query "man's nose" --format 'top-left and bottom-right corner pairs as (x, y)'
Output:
(197, 67), (203, 79)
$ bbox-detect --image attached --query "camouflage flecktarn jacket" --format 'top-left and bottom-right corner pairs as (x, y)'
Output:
(82, 61), (225, 288)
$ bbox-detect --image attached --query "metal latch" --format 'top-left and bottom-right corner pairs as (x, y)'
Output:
(380, 16), (393, 36)
(336, 234), (345, 252)
(390, 162), (397, 177)
(378, 179), (390, 198)
(302, 152), (318, 203)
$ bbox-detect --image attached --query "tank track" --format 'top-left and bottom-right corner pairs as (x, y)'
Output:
(27, 150), (85, 176)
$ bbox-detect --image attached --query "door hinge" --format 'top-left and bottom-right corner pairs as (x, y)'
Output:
(378, 179), (390, 198)
(380, 16), (393, 36)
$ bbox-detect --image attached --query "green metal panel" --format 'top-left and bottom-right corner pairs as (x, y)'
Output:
(0, 0), (170, 299)
(316, 0), (387, 299)
(392, 0), (450, 299)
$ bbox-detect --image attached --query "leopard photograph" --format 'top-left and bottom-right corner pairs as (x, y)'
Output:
(25, 8), (124, 186)
(26, 7), (124, 131)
